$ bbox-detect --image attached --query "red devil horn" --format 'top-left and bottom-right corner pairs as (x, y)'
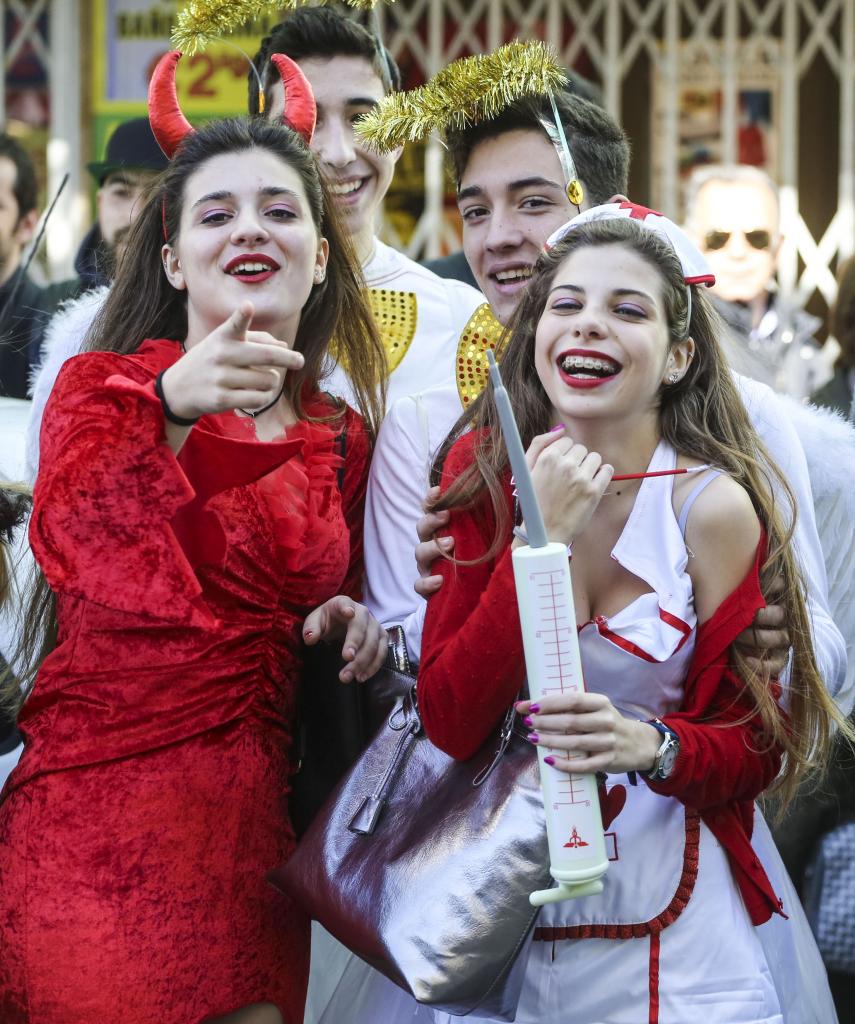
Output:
(270, 54), (317, 143)
(148, 50), (194, 159)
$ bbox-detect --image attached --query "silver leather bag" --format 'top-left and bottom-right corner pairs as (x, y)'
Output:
(271, 683), (551, 1020)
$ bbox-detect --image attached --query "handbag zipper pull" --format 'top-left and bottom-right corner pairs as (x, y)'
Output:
(348, 716), (421, 835)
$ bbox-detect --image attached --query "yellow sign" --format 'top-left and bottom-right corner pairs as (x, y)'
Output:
(92, 1), (282, 117)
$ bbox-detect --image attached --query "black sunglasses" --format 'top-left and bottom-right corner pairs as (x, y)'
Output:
(703, 228), (772, 252)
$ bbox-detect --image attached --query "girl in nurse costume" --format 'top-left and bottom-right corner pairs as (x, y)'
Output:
(319, 207), (847, 1024)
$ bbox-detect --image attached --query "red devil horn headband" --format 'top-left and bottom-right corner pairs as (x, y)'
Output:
(269, 54), (317, 142)
(149, 51), (193, 159)
(148, 50), (317, 160)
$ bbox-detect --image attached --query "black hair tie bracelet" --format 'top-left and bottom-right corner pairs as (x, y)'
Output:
(155, 370), (200, 427)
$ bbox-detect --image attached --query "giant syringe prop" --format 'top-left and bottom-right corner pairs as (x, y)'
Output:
(487, 350), (608, 905)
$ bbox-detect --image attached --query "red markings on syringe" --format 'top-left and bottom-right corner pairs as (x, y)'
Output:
(564, 827), (589, 848)
(553, 773), (591, 808)
(529, 569), (580, 691)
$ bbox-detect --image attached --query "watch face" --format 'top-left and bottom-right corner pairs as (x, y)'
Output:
(660, 744), (678, 779)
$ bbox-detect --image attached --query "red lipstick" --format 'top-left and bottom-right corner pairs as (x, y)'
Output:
(224, 253), (281, 283)
(556, 348), (622, 389)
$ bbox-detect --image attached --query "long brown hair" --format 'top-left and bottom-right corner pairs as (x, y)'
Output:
(87, 116), (387, 435)
(432, 217), (850, 807)
(2, 117), (388, 714)
(0, 487), (55, 718)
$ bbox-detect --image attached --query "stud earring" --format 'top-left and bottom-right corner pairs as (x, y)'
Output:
(668, 372), (679, 384)
(314, 268), (325, 283)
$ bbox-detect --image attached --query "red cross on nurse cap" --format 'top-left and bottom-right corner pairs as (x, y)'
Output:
(545, 200), (716, 287)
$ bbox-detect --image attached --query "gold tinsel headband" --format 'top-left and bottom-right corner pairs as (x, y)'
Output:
(172, 0), (387, 56)
(355, 41), (566, 152)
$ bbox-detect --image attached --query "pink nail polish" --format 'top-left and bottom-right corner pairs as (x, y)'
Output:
(550, 424), (565, 432)
(544, 756), (556, 766)
(527, 732), (539, 744)
(523, 716), (533, 727)
(529, 704), (540, 714)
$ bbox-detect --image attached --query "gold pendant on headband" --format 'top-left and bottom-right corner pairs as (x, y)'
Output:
(566, 180), (584, 207)
(456, 303), (506, 408)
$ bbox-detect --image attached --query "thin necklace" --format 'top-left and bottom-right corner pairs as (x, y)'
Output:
(237, 383), (286, 419)
(179, 340), (284, 418)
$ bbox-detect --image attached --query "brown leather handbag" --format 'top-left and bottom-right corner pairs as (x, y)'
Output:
(270, 685), (551, 1020)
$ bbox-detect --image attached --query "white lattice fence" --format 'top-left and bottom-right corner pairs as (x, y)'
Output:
(3, 0), (51, 127)
(378, 0), (853, 319)
(14, 0), (848, 299)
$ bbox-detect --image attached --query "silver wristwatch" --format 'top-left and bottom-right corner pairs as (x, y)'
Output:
(646, 718), (680, 781)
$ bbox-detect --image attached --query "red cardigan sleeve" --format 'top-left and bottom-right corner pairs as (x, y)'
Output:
(418, 434), (525, 760)
(648, 538), (781, 809)
(648, 536), (787, 924)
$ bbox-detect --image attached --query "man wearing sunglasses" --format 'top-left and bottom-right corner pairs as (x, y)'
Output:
(685, 164), (831, 400)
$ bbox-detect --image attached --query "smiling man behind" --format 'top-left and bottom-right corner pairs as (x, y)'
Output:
(250, 8), (484, 409)
(363, 90), (632, 657)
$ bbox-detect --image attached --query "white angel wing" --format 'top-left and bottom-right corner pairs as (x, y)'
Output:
(785, 398), (855, 706)
(815, 480), (855, 693)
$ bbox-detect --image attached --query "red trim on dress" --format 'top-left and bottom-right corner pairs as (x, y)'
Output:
(590, 608), (692, 663)
(649, 932), (661, 1024)
(659, 608), (692, 652)
(532, 809), (701, 941)
(594, 616), (658, 663)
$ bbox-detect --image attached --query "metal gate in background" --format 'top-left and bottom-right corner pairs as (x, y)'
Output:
(5, 0), (854, 317)
(377, 0), (854, 319)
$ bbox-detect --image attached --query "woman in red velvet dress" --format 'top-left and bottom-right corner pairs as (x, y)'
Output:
(0, 90), (388, 1024)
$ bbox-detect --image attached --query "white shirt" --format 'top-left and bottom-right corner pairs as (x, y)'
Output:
(363, 383), (463, 659)
(322, 239), (484, 411)
(362, 375), (849, 709)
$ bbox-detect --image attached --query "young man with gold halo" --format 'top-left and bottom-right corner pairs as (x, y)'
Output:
(357, 45), (847, 717)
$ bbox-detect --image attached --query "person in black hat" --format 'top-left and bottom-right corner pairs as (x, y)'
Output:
(75, 117), (168, 291)
(0, 133), (78, 398)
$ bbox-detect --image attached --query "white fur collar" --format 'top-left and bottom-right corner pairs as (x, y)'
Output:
(26, 287), (109, 479)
